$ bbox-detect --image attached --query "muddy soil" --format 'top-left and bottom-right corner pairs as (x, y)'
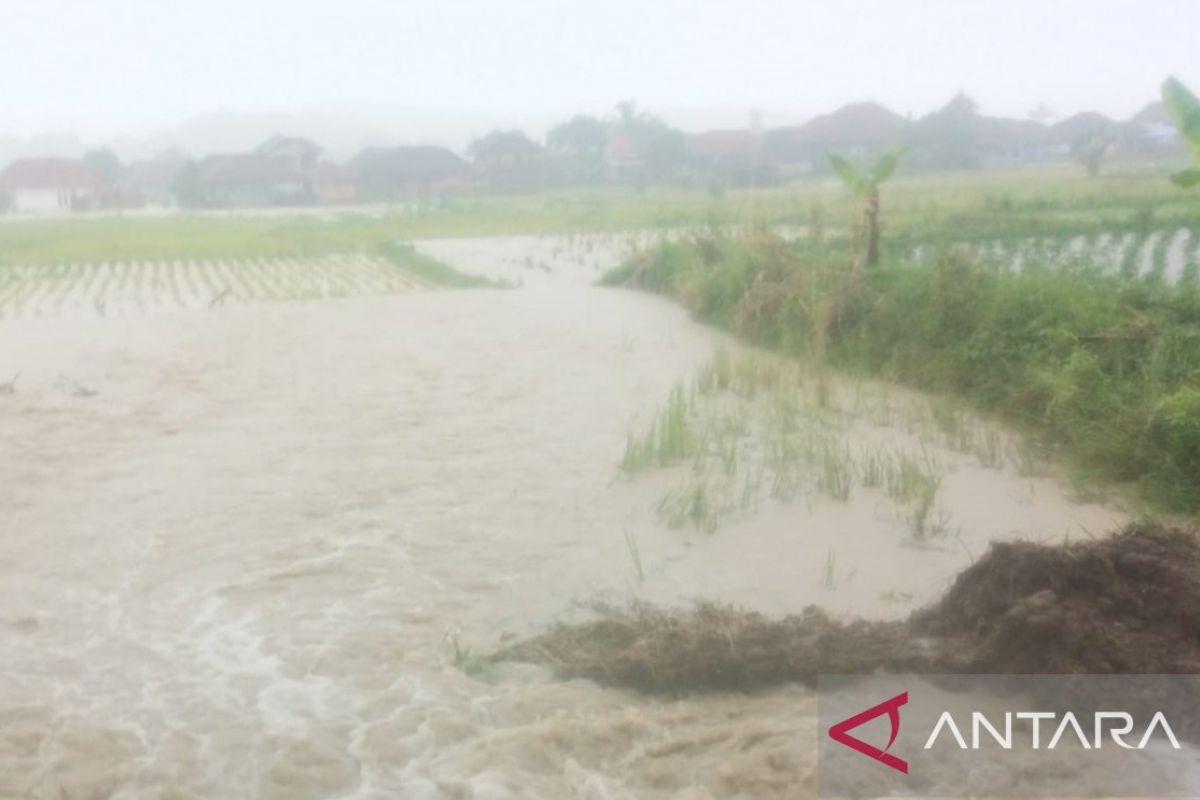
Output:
(496, 523), (1200, 692)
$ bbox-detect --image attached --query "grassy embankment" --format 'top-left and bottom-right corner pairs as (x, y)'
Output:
(603, 211), (1200, 515)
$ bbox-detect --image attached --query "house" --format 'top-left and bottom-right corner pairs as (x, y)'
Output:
(183, 135), (323, 207)
(765, 102), (909, 178)
(604, 128), (645, 182)
(194, 152), (311, 207)
(1040, 112), (1118, 159)
(1122, 102), (1183, 157)
(351, 146), (472, 200)
(313, 161), (358, 205)
(685, 129), (765, 184)
(120, 157), (187, 208)
(256, 135), (322, 174)
(976, 116), (1049, 165)
(468, 130), (544, 191)
(0, 158), (100, 214)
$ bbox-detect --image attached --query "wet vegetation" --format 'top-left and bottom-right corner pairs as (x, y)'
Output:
(1, 166), (1197, 263)
(616, 350), (986, 539)
(604, 227), (1200, 514)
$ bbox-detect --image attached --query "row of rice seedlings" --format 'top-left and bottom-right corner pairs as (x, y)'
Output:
(916, 398), (1034, 473)
(0, 256), (423, 319)
(924, 227), (1198, 284)
(1181, 226), (1200, 285)
(1145, 230), (1173, 284)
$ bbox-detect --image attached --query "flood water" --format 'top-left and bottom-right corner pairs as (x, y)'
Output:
(0, 236), (1128, 798)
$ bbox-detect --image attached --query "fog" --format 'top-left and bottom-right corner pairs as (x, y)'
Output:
(2, 0), (1198, 157)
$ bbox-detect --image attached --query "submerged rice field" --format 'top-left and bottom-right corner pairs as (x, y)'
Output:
(0, 255), (428, 319)
(909, 225), (1200, 283)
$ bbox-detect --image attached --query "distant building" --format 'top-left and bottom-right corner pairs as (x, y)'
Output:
(0, 158), (100, 214)
(468, 130), (544, 192)
(1122, 102), (1183, 158)
(1039, 112), (1119, 159)
(121, 157), (187, 208)
(685, 129), (765, 184)
(352, 146), (472, 200)
(313, 161), (358, 205)
(604, 129), (645, 182)
(194, 151), (311, 207)
(763, 102), (909, 179)
(256, 135), (322, 174)
(975, 117), (1048, 165)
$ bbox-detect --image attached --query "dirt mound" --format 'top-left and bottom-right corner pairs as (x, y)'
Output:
(914, 523), (1200, 674)
(493, 524), (1200, 693)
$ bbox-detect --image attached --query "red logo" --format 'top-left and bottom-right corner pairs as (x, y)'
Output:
(828, 691), (909, 774)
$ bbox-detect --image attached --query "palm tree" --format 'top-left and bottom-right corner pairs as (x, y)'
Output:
(1162, 76), (1200, 188)
(828, 149), (904, 268)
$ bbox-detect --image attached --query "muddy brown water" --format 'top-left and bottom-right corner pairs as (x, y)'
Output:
(0, 236), (1134, 798)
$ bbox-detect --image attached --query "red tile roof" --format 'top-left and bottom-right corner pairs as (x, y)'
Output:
(0, 158), (99, 190)
(686, 129), (758, 160)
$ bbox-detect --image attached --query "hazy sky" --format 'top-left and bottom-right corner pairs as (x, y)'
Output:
(3, 0), (1197, 137)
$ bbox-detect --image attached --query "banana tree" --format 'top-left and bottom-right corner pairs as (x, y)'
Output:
(828, 149), (904, 267)
(1162, 76), (1200, 188)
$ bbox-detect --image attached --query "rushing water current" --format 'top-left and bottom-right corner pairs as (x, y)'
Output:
(0, 236), (1129, 798)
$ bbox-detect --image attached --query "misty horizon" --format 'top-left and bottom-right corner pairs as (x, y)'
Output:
(0, 89), (1183, 165)
(3, 0), (1197, 161)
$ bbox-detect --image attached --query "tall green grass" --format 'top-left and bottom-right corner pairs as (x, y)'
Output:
(605, 232), (1200, 513)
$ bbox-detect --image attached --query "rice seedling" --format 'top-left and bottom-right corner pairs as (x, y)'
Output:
(974, 426), (1008, 470)
(0, 250), (478, 320)
(623, 528), (645, 584)
(814, 436), (853, 501)
(821, 548), (838, 590)
(620, 384), (697, 474)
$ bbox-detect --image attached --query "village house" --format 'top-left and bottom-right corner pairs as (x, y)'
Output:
(256, 135), (322, 175)
(764, 102), (909, 179)
(120, 156), (187, 208)
(185, 135), (322, 207)
(685, 129), (766, 185)
(352, 146), (473, 200)
(603, 128), (645, 183)
(0, 158), (100, 214)
(975, 116), (1050, 165)
(313, 161), (359, 205)
(468, 130), (544, 192)
(191, 153), (300, 207)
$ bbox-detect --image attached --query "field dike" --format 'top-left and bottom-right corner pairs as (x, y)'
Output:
(492, 523), (1200, 692)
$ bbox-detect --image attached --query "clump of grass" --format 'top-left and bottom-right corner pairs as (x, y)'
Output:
(657, 476), (729, 534)
(608, 231), (1200, 514)
(858, 447), (888, 488)
(886, 452), (947, 541)
(815, 438), (852, 501)
(620, 385), (696, 473)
